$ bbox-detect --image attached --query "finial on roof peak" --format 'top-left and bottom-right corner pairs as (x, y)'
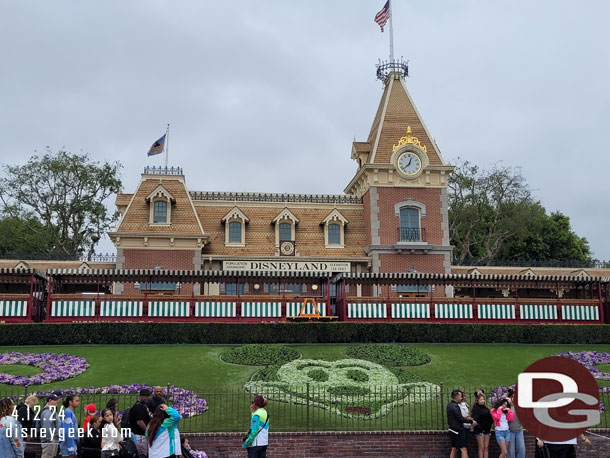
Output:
(376, 58), (409, 83)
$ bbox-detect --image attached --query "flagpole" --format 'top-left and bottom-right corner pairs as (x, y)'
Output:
(164, 124), (170, 168)
(388, 0), (395, 62)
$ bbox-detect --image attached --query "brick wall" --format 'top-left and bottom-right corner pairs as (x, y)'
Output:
(184, 430), (610, 458)
(121, 249), (198, 294)
(375, 187), (443, 246)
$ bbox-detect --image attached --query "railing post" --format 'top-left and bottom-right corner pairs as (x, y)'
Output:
(166, 383), (172, 402)
(439, 382), (445, 430)
(306, 383), (310, 432)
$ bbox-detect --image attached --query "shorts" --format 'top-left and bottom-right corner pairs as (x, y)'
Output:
(495, 429), (510, 443)
(474, 432), (491, 437)
(449, 430), (468, 449)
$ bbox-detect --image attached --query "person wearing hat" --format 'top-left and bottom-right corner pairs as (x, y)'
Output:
(82, 404), (97, 431)
(40, 394), (61, 458)
(130, 388), (152, 458)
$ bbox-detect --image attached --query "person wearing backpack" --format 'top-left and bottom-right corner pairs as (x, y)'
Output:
(242, 396), (269, 458)
(40, 394), (61, 458)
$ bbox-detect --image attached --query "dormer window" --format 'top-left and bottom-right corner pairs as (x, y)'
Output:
(154, 200), (167, 223)
(322, 209), (348, 248)
(222, 207), (249, 247)
(273, 208), (299, 248)
(146, 185), (175, 226)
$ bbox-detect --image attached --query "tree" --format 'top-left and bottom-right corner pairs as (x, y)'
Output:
(448, 160), (591, 263)
(0, 149), (122, 258)
(0, 212), (56, 255)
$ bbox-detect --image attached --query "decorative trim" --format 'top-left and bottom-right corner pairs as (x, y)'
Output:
(146, 185), (175, 202)
(191, 191), (361, 204)
(322, 209), (348, 248)
(273, 208), (299, 224)
(392, 126), (427, 153)
(221, 206), (250, 223)
(394, 200), (427, 218)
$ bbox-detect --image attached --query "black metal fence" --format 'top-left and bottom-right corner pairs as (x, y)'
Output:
(2, 384), (609, 433)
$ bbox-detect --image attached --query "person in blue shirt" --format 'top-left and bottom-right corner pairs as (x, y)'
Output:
(59, 395), (80, 458)
(243, 396), (269, 458)
(0, 397), (25, 458)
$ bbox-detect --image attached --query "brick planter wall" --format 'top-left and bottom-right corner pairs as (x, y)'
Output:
(184, 430), (610, 458)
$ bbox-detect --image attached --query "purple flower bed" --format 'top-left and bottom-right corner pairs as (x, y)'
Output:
(0, 352), (88, 385)
(34, 383), (208, 418)
(554, 351), (610, 381)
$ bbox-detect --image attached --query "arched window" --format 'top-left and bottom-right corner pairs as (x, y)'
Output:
(228, 221), (242, 243)
(328, 223), (341, 245)
(279, 222), (292, 241)
(399, 207), (420, 241)
(153, 200), (168, 223)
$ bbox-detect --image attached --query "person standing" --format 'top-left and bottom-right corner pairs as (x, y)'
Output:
(243, 396), (269, 458)
(83, 404), (97, 431)
(16, 395), (39, 439)
(491, 398), (514, 458)
(447, 390), (475, 458)
(130, 388), (152, 458)
(104, 399), (121, 427)
(81, 414), (102, 458)
(59, 395), (80, 458)
(40, 394), (61, 458)
(471, 394), (492, 458)
(537, 434), (591, 458)
(0, 398), (24, 458)
(506, 390), (525, 458)
(101, 409), (123, 458)
(147, 387), (167, 414)
(146, 404), (182, 458)
(459, 390), (472, 454)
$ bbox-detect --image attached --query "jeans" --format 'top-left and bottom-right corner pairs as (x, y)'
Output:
(508, 430), (525, 458)
(247, 445), (268, 458)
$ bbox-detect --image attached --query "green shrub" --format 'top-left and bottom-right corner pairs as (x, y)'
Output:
(220, 344), (299, 366)
(327, 385), (370, 396)
(250, 364), (282, 382)
(345, 344), (431, 366)
(346, 369), (369, 383)
(389, 367), (424, 383)
(307, 369), (329, 382)
(0, 322), (609, 345)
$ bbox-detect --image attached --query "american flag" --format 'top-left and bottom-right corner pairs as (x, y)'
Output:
(374, 1), (391, 32)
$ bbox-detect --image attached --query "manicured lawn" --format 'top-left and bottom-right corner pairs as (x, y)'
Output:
(2, 343), (609, 432)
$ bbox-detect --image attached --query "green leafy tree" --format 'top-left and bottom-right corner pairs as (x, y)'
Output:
(0, 149), (122, 258)
(448, 160), (591, 263)
(0, 212), (56, 255)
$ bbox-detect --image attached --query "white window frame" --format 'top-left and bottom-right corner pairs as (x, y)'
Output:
(321, 209), (348, 249)
(146, 185), (174, 227)
(272, 208), (299, 248)
(222, 207), (249, 247)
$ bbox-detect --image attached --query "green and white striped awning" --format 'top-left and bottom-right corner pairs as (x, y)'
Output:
(0, 300), (28, 317)
(100, 301), (143, 317)
(287, 301), (327, 317)
(561, 305), (599, 321)
(51, 300), (95, 317)
(148, 301), (190, 317)
(348, 303), (387, 319)
(435, 303), (473, 319)
(520, 304), (557, 320)
(241, 302), (282, 317)
(195, 301), (236, 317)
(478, 304), (516, 320)
(391, 303), (430, 319)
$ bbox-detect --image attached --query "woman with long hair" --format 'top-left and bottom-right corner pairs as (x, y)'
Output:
(491, 397), (514, 458)
(59, 395), (80, 458)
(471, 394), (493, 458)
(100, 408), (122, 458)
(242, 396), (269, 458)
(105, 399), (120, 426)
(146, 404), (181, 458)
(0, 398), (24, 458)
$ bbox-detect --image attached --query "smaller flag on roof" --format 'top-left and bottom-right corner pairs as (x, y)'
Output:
(374, 1), (391, 32)
(147, 134), (166, 156)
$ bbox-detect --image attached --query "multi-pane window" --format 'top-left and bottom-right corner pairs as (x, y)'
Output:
(228, 221), (242, 243)
(153, 200), (168, 223)
(279, 222), (292, 241)
(225, 283), (245, 295)
(399, 207), (420, 241)
(328, 223), (341, 245)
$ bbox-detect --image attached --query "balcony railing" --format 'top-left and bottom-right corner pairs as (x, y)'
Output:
(398, 227), (425, 242)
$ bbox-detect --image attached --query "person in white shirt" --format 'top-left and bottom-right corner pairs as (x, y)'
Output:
(101, 409), (123, 458)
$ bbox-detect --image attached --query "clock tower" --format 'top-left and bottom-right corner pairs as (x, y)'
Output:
(345, 63), (454, 278)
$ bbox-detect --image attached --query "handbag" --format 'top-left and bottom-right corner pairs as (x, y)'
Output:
(242, 415), (269, 448)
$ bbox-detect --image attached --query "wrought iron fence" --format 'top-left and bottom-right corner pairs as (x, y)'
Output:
(1, 384), (609, 433)
(0, 252), (117, 262)
(398, 227), (425, 242)
(455, 259), (610, 269)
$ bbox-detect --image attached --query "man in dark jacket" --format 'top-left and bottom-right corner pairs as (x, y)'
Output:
(447, 389), (476, 458)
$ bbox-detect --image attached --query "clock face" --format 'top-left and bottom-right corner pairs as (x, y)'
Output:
(280, 241), (295, 256)
(398, 152), (422, 176)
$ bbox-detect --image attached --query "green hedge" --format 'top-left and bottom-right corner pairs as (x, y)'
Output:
(0, 322), (608, 345)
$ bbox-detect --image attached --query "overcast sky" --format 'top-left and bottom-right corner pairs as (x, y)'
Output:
(1, 1), (609, 260)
